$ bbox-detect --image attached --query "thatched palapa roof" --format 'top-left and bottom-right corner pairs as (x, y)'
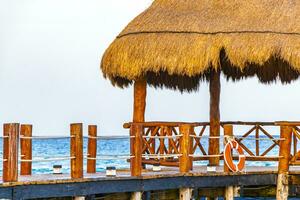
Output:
(101, 0), (300, 92)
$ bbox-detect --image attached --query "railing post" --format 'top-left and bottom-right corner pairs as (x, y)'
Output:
(223, 124), (233, 173)
(20, 124), (32, 175)
(87, 125), (97, 173)
(179, 124), (193, 173)
(223, 124), (234, 200)
(3, 123), (20, 182)
(276, 125), (292, 200)
(130, 124), (142, 176)
(70, 123), (83, 179)
(179, 125), (193, 200)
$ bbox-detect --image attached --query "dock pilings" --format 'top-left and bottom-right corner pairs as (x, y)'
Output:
(223, 124), (235, 200)
(20, 124), (32, 176)
(179, 124), (193, 200)
(130, 124), (143, 199)
(130, 124), (143, 177)
(3, 123), (19, 182)
(87, 125), (97, 173)
(276, 125), (292, 200)
(70, 123), (83, 179)
(2, 123), (91, 182)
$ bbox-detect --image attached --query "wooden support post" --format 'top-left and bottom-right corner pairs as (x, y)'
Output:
(87, 125), (97, 173)
(3, 123), (19, 182)
(223, 124), (234, 200)
(20, 124), (32, 175)
(234, 187), (240, 197)
(180, 188), (193, 200)
(179, 124), (193, 173)
(276, 125), (292, 200)
(131, 192), (142, 200)
(74, 197), (85, 200)
(224, 186), (234, 200)
(131, 80), (145, 199)
(70, 123), (83, 179)
(209, 69), (221, 166)
(223, 124), (233, 173)
(133, 79), (146, 123)
(179, 125), (193, 200)
(130, 124), (142, 176)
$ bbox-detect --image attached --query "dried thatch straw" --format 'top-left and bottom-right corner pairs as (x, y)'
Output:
(101, 0), (300, 92)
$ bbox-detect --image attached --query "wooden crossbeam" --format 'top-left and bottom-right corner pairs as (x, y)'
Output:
(260, 143), (277, 156)
(237, 126), (256, 143)
(258, 126), (279, 145)
(191, 126), (207, 155)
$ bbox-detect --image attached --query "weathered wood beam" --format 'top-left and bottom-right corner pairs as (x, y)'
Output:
(74, 197), (85, 200)
(223, 125), (234, 200)
(87, 125), (97, 173)
(179, 124), (193, 173)
(131, 79), (146, 180)
(209, 69), (221, 166)
(20, 124), (32, 175)
(130, 124), (143, 176)
(3, 174), (277, 199)
(133, 79), (146, 123)
(224, 186), (234, 200)
(3, 123), (19, 182)
(130, 192), (142, 200)
(70, 123), (83, 179)
(180, 188), (193, 200)
(276, 125), (292, 200)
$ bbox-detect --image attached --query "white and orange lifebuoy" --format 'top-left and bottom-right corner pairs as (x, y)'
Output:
(224, 140), (245, 172)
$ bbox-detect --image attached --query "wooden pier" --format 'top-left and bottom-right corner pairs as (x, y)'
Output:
(95, 0), (300, 199)
(0, 121), (300, 199)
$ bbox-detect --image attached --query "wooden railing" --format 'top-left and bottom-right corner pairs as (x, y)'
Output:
(0, 123), (133, 182)
(286, 122), (300, 165)
(223, 122), (281, 162)
(1, 121), (300, 182)
(125, 121), (300, 176)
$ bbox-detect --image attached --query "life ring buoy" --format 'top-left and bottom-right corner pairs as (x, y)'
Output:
(224, 140), (245, 172)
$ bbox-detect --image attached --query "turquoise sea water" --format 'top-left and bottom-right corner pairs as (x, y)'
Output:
(0, 136), (283, 174)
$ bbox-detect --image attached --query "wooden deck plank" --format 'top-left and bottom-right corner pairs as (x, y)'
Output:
(0, 172), (279, 199)
(0, 165), (300, 199)
(2, 165), (300, 186)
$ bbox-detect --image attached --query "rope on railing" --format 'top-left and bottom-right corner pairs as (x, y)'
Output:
(86, 136), (135, 139)
(190, 135), (221, 139)
(86, 154), (134, 160)
(190, 154), (223, 158)
(190, 154), (283, 159)
(0, 159), (7, 162)
(142, 135), (182, 139)
(20, 156), (75, 162)
(0, 136), (9, 138)
(20, 136), (74, 139)
(235, 137), (286, 141)
(142, 154), (182, 158)
(246, 155), (284, 158)
(86, 154), (131, 157)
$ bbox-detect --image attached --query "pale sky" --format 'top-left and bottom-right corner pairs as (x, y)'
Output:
(0, 0), (300, 136)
